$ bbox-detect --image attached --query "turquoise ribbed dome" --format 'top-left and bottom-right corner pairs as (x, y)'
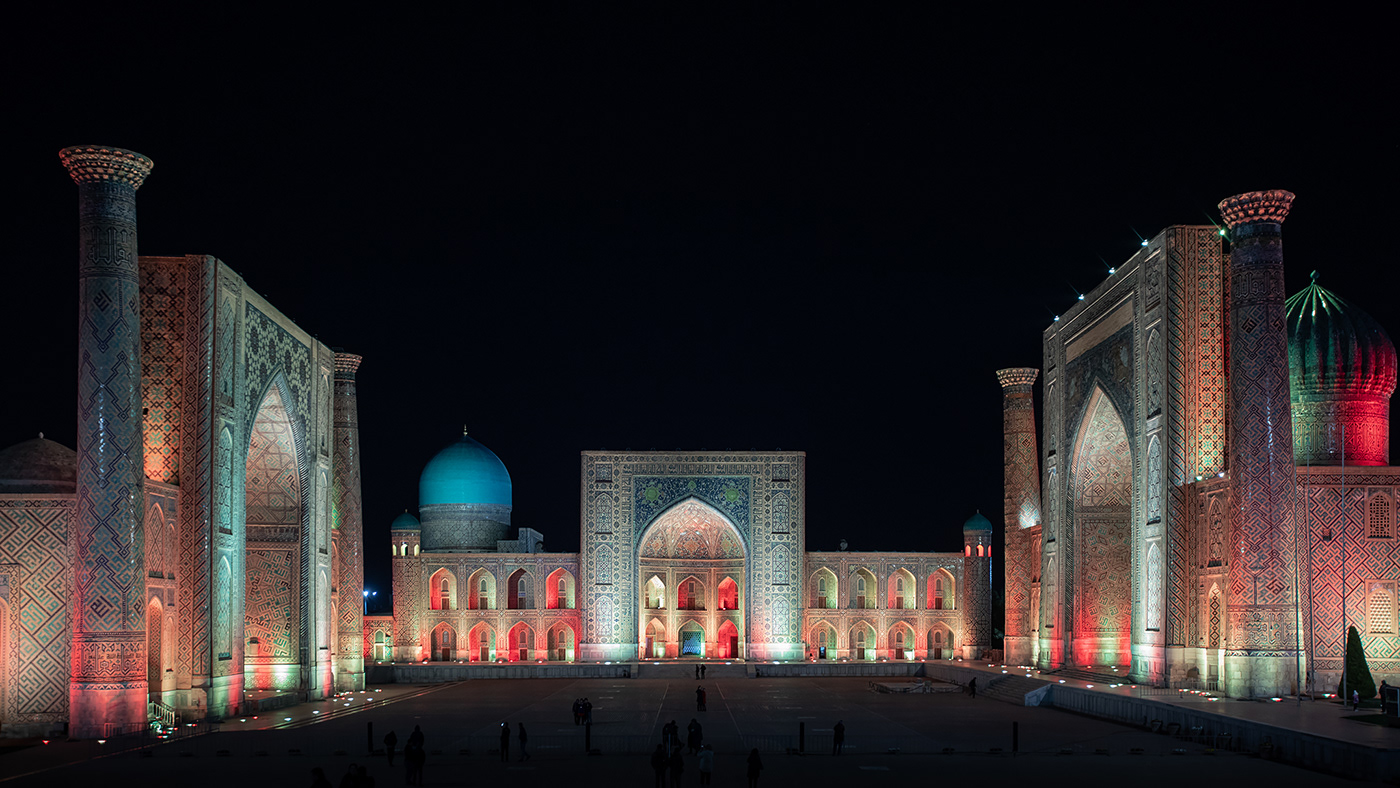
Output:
(963, 510), (993, 533)
(390, 511), (421, 530)
(419, 433), (512, 507)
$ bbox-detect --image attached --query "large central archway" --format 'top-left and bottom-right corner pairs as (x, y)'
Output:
(244, 384), (303, 691)
(637, 499), (746, 659)
(1070, 387), (1133, 666)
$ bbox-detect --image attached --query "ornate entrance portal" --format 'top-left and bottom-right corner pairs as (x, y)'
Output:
(637, 499), (746, 659)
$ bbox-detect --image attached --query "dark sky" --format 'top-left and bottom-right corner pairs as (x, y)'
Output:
(5, 7), (1395, 609)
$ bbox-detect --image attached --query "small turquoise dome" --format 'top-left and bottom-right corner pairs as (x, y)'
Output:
(963, 510), (993, 533)
(391, 511), (420, 531)
(419, 433), (512, 507)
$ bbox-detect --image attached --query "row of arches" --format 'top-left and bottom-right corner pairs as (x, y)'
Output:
(807, 621), (959, 660)
(644, 618), (742, 659)
(808, 567), (957, 611)
(425, 621), (577, 662)
(644, 575), (739, 611)
(428, 567), (577, 611)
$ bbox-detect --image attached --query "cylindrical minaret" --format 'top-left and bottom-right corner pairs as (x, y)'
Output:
(390, 512), (423, 662)
(996, 368), (1042, 665)
(1218, 189), (1301, 698)
(332, 352), (366, 690)
(59, 145), (153, 738)
(961, 511), (994, 660)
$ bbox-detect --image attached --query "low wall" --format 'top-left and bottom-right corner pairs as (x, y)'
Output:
(750, 662), (927, 678)
(377, 663), (634, 683)
(1046, 686), (1399, 782)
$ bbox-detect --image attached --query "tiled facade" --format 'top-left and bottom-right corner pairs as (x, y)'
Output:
(1009, 193), (1400, 698)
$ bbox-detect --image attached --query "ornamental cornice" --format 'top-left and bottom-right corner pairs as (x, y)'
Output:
(59, 145), (153, 188)
(1218, 190), (1294, 228)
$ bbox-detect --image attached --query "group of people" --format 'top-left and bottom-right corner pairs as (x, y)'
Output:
(571, 697), (594, 724)
(694, 685), (707, 711)
(693, 664), (708, 679)
(499, 721), (530, 761)
(380, 725), (426, 784)
(652, 743), (763, 788)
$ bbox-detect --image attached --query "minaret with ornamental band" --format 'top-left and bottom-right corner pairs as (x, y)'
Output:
(997, 367), (1042, 666)
(59, 145), (153, 738)
(332, 351), (366, 690)
(1218, 189), (1302, 698)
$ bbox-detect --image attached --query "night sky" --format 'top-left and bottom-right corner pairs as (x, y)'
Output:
(6, 8), (1395, 610)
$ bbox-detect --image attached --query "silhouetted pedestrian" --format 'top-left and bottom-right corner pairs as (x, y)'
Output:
(695, 664), (700, 680)
(697, 745), (714, 785)
(696, 685), (705, 711)
(518, 723), (531, 761)
(573, 698), (582, 725)
(669, 745), (685, 788)
(699, 687), (707, 710)
(701, 664), (706, 679)
(584, 698), (593, 723)
(339, 763), (360, 788)
(651, 744), (669, 788)
(746, 748), (763, 788)
(408, 725), (424, 749)
(968, 678), (977, 699)
(1353, 689), (1361, 711)
(686, 718), (702, 754)
(499, 721), (511, 761)
(663, 719), (679, 750)
(384, 730), (398, 766)
(833, 720), (845, 755)
(405, 742), (425, 785)
(311, 767), (332, 788)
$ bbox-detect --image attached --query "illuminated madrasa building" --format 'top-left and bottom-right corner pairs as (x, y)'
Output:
(382, 443), (990, 669)
(1001, 190), (1400, 698)
(0, 147), (369, 738)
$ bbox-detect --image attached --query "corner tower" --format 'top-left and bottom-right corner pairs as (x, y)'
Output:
(997, 368), (1041, 665)
(961, 511), (994, 660)
(1218, 189), (1302, 697)
(59, 145), (153, 738)
(332, 351), (366, 690)
(389, 511), (422, 662)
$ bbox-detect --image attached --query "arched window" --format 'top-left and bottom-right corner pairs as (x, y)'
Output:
(933, 577), (944, 609)
(439, 577), (451, 610)
(1368, 581), (1396, 635)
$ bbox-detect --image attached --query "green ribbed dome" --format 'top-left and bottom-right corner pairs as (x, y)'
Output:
(390, 511), (420, 530)
(419, 433), (512, 507)
(963, 510), (993, 533)
(1286, 275), (1397, 400)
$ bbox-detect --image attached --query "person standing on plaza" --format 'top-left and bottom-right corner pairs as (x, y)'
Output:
(499, 721), (511, 762)
(584, 698), (594, 724)
(572, 698), (581, 725)
(406, 741), (425, 785)
(746, 748), (763, 788)
(696, 685), (705, 711)
(517, 723), (531, 761)
(701, 664), (707, 679)
(651, 744), (670, 788)
(383, 730), (398, 766)
(832, 720), (845, 755)
(697, 745), (714, 785)
(408, 725), (424, 750)
(968, 677), (977, 699)
(699, 686), (707, 711)
(1353, 689), (1361, 711)
(695, 664), (701, 680)
(664, 719), (679, 750)
(669, 745), (685, 788)
(686, 718), (702, 754)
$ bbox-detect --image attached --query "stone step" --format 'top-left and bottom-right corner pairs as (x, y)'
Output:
(980, 675), (1051, 705)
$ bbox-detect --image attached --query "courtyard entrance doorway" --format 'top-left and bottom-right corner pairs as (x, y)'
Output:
(637, 498), (746, 659)
(1069, 387), (1133, 667)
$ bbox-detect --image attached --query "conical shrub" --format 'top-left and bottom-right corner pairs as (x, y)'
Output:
(1336, 625), (1376, 700)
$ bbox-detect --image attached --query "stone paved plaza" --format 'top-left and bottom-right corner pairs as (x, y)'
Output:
(1, 677), (1376, 787)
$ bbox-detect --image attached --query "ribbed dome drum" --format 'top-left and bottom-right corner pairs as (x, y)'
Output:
(1286, 276), (1397, 466)
(418, 431), (513, 551)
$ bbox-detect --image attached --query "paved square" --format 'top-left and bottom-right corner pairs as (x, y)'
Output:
(2, 677), (1371, 787)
